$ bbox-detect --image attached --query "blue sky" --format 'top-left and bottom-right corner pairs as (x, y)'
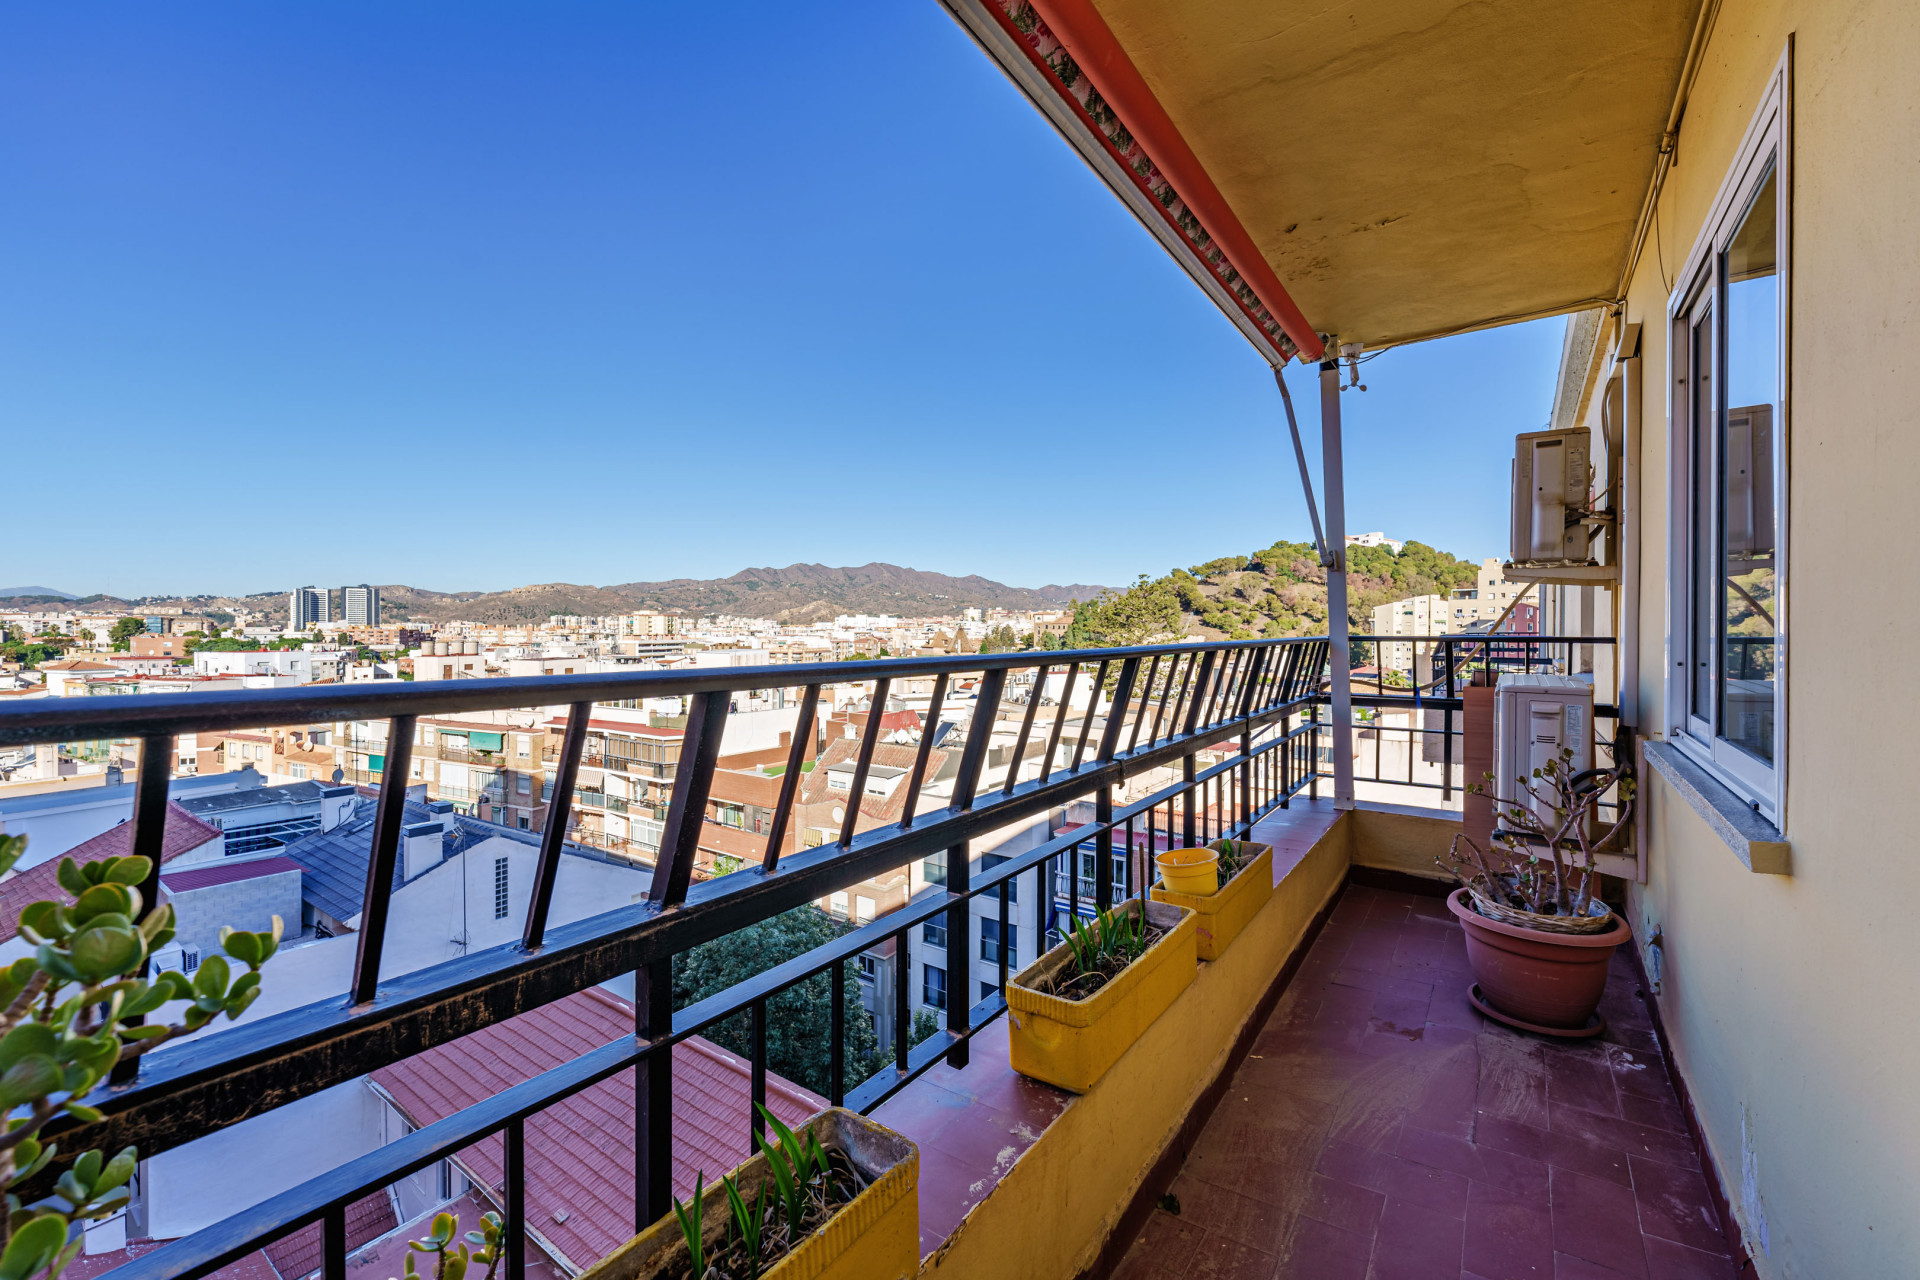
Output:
(1, 3), (1564, 600)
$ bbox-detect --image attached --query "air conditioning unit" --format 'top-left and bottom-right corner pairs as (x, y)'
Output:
(1493, 674), (1593, 828)
(1509, 427), (1593, 564)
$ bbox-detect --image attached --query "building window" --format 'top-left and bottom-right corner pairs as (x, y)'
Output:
(981, 854), (1017, 903)
(857, 954), (877, 984)
(981, 919), (1016, 964)
(830, 891), (849, 919)
(855, 895), (875, 923)
(922, 850), (946, 886)
(921, 965), (946, 1011)
(1669, 57), (1788, 820)
(922, 919), (947, 949)
(493, 857), (510, 919)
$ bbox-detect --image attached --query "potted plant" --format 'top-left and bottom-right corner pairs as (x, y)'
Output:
(0, 833), (280, 1280)
(576, 1105), (918, 1280)
(1441, 748), (1634, 1037)
(1007, 898), (1196, 1093)
(1151, 838), (1273, 962)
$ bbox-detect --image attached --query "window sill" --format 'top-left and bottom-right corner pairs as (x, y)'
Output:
(1643, 740), (1789, 874)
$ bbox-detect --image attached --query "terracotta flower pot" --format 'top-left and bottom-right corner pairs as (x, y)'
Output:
(1446, 889), (1630, 1033)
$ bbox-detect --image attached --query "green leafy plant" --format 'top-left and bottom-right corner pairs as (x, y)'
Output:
(1064, 906), (1146, 976)
(1035, 905), (1159, 1000)
(670, 1173), (709, 1280)
(1207, 839), (1258, 883)
(0, 832), (279, 1280)
(719, 1175), (768, 1280)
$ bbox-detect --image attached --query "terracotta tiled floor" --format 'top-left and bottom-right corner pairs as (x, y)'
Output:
(1113, 880), (1741, 1280)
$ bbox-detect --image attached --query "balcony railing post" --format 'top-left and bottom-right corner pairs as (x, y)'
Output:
(1003, 665), (1047, 797)
(1182, 651), (1218, 736)
(943, 667), (1005, 1069)
(894, 928), (911, 1072)
(505, 1117), (527, 1280)
(1094, 784), (1114, 912)
(634, 958), (673, 1228)
(829, 957), (846, 1106)
(350, 715), (415, 1006)
(114, 732), (174, 1083)
(838, 678), (891, 847)
(899, 674), (945, 827)
(1182, 751), (1197, 848)
(761, 684), (820, 869)
(648, 691), (728, 909)
(523, 700), (590, 950)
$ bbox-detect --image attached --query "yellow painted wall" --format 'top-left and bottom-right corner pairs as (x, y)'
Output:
(1615, 2), (1920, 1273)
(1347, 802), (1461, 881)
(919, 817), (1349, 1280)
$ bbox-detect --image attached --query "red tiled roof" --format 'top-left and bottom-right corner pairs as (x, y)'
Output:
(371, 987), (824, 1273)
(161, 856), (302, 894)
(0, 803), (223, 943)
(61, 1239), (281, 1280)
(263, 1188), (398, 1280)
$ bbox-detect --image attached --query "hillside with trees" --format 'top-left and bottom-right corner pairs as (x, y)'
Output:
(1055, 539), (1482, 646)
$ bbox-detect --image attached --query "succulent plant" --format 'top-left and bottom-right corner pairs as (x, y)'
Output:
(0, 832), (278, 1280)
(396, 1209), (503, 1280)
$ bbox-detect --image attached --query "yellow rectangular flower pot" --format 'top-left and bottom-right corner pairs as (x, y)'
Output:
(576, 1108), (918, 1280)
(1151, 842), (1273, 962)
(1006, 898), (1197, 1094)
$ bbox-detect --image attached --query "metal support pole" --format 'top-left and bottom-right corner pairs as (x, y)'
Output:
(1321, 357), (1355, 809)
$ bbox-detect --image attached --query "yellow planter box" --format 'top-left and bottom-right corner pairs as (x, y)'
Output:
(1007, 898), (1197, 1094)
(577, 1108), (918, 1280)
(1152, 842), (1274, 962)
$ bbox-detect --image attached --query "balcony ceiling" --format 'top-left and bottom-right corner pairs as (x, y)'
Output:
(1035, 0), (1703, 350)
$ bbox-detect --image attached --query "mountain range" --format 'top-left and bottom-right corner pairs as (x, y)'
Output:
(1, 564), (1111, 627)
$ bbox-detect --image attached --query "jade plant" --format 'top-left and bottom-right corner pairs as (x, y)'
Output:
(396, 1210), (504, 1280)
(1442, 747), (1636, 918)
(0, 832), (280, 1280)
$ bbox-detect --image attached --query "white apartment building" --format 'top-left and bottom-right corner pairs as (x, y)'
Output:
(1445, 557), (1531, 628)
(1370, 593), (1451, 673)
(1346, 531), (1406, 553)
(193, 648), (349, 682)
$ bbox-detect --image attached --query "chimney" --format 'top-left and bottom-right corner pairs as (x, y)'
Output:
(403, 821), (445, 880)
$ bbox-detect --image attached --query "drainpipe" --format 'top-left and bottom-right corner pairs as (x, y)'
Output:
(1321, 357), (1354, 809)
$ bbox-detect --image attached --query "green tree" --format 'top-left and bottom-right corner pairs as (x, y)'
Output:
(1071, 576), (1186, 648)
(978, 625), (1020, 654)
(673, 906), (881, 1096)
(108, 617), (146, 651)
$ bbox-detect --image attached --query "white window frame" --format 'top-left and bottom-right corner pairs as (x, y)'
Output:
(1664, 47), (1791, 824)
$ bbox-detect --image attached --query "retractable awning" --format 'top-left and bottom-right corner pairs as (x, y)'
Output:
(943, 0), (1705, 355)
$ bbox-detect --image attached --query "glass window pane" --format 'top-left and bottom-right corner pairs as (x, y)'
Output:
(1719, 168), (1779, 763)
(1690, 311), (1716, 723)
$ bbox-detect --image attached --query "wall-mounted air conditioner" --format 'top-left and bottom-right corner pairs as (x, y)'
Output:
(1510, 427), (1592, 564)
(1493, 674), (1593, 829)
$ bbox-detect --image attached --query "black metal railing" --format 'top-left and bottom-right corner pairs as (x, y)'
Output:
(1324, 634), (1621, 806)
(0, 636), (1327, 1280)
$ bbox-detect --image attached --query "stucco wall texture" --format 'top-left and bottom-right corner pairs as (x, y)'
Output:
(1617, 2), (1920, 1274)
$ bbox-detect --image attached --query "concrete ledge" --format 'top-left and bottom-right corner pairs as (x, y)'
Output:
(917, 813), (1349, 1279)
(1643, 741), (1789, 875)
